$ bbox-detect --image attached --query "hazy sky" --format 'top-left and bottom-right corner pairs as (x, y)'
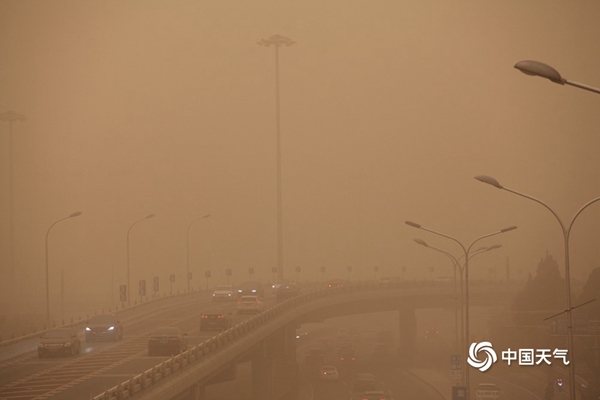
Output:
(1, 1), (600, 319)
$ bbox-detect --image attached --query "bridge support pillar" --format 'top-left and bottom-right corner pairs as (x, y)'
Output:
(251, 325), (299, 400)
(252, 349), (273, 400)
(189, 383), (205, 400)
(398, 306), (416, 364)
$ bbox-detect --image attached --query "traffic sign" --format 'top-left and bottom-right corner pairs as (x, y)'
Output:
(119, 285), (127, 302)
(153, 277), (159, 292)
(550, 318), (589, 336)
(271, 267), (277, 273)
(169, 274), (175, 283)
(347, 266), (352, 272)
(139, 280), (146, 296)
(452, 386), (467, 399)
(450, 355), (462, 386)
(249, 267), (254, 274)
(374, 265), (379, 272)
(320, 266), (326, 273)
(205, 270), (211, 278)
(225, 269), (232, 276)
(295, 266), (301, 273)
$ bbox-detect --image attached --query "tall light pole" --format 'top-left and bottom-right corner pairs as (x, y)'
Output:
(46, 211), (81, 328)
(514, 60), (600, 95)
(406, 220), (516, 399)
(127, 214), (154, 306)
(1, 110), (26, 287)
(258, 34), (295, 282)
(186, 214), (211, 293)
(476, 174), (600, 400)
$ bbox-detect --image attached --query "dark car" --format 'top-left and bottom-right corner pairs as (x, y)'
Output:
(200, 313), (232, 331)
(237, 282), (265, 298)
(275, 283), (301, 302)
(148, 327), (188, 356)
(38, 328), (81, 358)
(85, 314), (123, 342)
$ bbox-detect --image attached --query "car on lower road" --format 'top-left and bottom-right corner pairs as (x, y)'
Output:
(359, 391), (393, 400)
(319, 365), (340, 381)
(85, 314), (123, 342)
(38, 328), (81, 358)
(148, 327), (188, 356)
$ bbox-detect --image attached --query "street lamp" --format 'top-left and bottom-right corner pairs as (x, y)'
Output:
(514, 60), (600, 95)
(186, 214), (211, 293)
(45, 211), (81, 328)
(414, 239), (502, 358)
(1, 110), (26, 286)
(258, 34), (295, 282)
(127, 214), (154, 306)
(406, 220), (516, 399)
(476, 174), (600, 399)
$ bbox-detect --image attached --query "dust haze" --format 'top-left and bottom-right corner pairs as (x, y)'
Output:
(1, 1), (600, 323)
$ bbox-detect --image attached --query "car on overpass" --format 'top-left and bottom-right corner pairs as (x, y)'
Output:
(237, 295), (264, 314)
(212, 285), (236, 301)
(85, 314), (123, 342)
(200, 312), (232, 331)
(275, 283), (302, 302)
(38, 328), (81, 358)
(237, 282), (265, 298)
(148, 327), (188, 356)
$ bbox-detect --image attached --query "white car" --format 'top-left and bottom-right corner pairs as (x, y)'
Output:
(360, 391), (392, 400)
(319, 365), (339, 381)
(212, 285), (235, 301)
(237, 295), (264, 314)
(475, 383), (501, 400)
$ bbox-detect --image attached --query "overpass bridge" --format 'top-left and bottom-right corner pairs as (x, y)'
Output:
(89, 281), (506, 400)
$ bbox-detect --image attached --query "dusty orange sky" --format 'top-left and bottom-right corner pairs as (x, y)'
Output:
(1, 1), (600, 319)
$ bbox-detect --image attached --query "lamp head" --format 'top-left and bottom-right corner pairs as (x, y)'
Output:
(69, 211), (82, 218)
(145, 214), (155, 219)
(414, 238), (428, 247)
(202, 214), (211, 219)
(405, 221), (421, 229)
(514, 60), (565, 84)
(501, 226), (517, 233)
(475, 175), (503, 189)
(487, 244), (503, 251)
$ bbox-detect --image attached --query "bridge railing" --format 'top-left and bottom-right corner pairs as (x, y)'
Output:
(90, 279), (436, 400)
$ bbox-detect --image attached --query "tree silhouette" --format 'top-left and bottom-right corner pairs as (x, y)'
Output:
(577, 267), (600, 320)
(512, 252), (565, 312)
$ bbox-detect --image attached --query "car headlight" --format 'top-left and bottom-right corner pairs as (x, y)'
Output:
(252, 289), (257, 292)
(228, 293), (231, 296)
(237, 290), (242, 293)
(64, 342), (71, 346)
(108, 326), (115, 331)
(212, 293), (216, 296)
(86, 327), (91, 331)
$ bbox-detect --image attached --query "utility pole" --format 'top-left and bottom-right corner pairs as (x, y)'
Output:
(1, 110), (26, 294)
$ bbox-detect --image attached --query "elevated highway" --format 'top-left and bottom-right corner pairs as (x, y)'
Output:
(86, 281), (506, 400)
